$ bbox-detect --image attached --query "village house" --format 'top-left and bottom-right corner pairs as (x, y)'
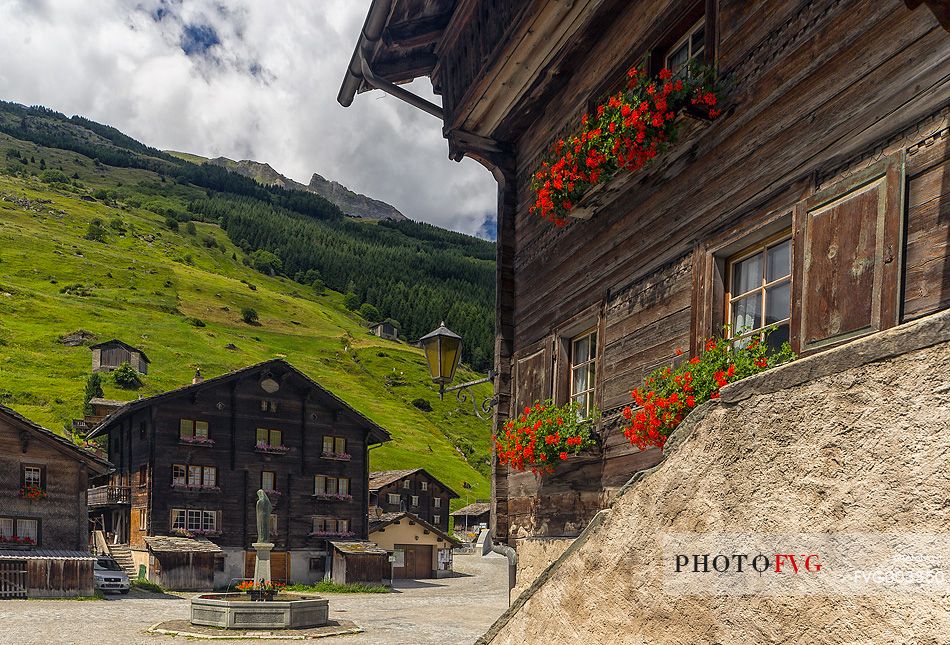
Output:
(369, 468), (458, 534)
(451, 501), (491, 540)
(90, 339), (150, 374)
(85, 359), (391, 590)
(369, 511), (461, 579)
(340, 0), (950, 584)
(369, 320), (398, 341)
(0, 404), (112, 598)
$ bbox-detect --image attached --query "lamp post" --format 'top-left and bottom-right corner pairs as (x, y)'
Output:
(419, 322), (498, 420)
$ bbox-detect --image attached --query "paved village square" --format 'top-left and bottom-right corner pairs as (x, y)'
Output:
(1, 1), (949, 643)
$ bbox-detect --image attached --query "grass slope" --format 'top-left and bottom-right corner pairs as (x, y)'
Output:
(0, 132), (492, 508)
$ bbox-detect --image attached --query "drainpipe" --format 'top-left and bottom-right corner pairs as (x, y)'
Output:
(485, 530), (517, 605)
(338, 0), (444, 120)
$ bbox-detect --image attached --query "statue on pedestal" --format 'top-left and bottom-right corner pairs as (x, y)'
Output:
(256, 489), (272, 544)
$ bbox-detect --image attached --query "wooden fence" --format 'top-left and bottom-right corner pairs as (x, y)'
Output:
(0, 561), (27, 599)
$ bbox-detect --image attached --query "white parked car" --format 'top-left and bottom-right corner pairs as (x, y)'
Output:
(94, 557), (130, 594)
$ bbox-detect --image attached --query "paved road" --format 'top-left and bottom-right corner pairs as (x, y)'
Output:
(0, 552), (509, 645)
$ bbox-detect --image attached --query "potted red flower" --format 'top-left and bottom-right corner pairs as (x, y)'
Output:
(530, 63), (722, 226)
(494, 400), (597, 476)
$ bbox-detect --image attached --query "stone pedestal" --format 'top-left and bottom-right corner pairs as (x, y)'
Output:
(252, 542), (275, 585)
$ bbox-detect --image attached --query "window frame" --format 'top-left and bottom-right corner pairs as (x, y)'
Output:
(256, 428), (283, 447)
(387, 493), (400, 505)
(21, 464), (44, 490)
(15, 518), (38, 543)
(262, 470), (276, 492)
(179, 419), (209, 440)
(172, 464), (187, 487)
(411, 495), (419, 507)
(434, 497), (441, 509)
(663, 16), (706, 77)
(724, 231), (793, 349)
(569, 328), (598, 419)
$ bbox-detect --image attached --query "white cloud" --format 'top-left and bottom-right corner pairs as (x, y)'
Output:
(0, 0), (497, 237)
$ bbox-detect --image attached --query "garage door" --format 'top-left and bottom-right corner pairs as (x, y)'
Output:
(393, 544), (432, 579)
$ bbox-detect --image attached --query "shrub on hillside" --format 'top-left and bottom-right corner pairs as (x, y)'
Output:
(343, 292), (360, 311)
(185, 221), (197, 235)
(112, 362), (142, 389)
(40, 169), (70, 184)
(83, 373), (103, 416)
(248, 249), (282, 275)
(358, 303), (381, 322)
(84, 218), (106, 242)
(241, 307), (259, 325)
(411, 398), (433, 412)
(164, 216), (179, 231)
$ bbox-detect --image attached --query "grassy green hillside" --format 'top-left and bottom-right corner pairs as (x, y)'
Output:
(0, 130), (493, 509)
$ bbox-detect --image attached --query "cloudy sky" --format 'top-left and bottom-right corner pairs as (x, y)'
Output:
(0, 0), (498, 238)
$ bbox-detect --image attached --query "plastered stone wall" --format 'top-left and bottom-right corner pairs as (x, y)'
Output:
(481, 311), (950, 644)
(512, 538), (575, 597)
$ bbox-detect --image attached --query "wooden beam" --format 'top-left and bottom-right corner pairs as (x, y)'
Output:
(384, 12), (453, 48)
(368, 52), (439, 85)
(905, 0), (950, 31)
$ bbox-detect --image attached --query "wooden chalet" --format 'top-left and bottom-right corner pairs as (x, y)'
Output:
(340, 0), (950, 580)
(451, 501), (491, 538)
(0, 404), (111, 598)
(370, 321), (399, 340)
(369, 468), (459, 533)
(85, 359), (391, 589)
(90, 339), (150, 374)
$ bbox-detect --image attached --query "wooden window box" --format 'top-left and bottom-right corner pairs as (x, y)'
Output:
(307, 530), (355, 538)
(311, 493), (353, 502)
(170, 484), (221, 493)
(320, 451), (351, 462)
(179, 437), (215, 447)
(255, 443), (290, 455)
(567, 111), (712, 221)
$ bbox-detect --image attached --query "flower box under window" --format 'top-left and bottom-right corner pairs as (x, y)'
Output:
(180, 435), (215, 447)
(171, 528), (221, 538)
(320, 451), (351, 461)
(18, 484), (47, 500)
(307, 530), (355, 538)
(256, 442), (290, 455)
(0, 536), (35, 548)
(170, 483), (221, 493)
(311, 493), (353, 502)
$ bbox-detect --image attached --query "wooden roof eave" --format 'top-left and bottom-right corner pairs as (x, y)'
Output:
(446, 0), (612, 141)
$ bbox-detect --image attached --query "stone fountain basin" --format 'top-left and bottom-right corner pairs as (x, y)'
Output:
(191, 593), (329, 629)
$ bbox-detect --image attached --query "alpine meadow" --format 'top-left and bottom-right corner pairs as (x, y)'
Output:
(0, 100), (495, 507)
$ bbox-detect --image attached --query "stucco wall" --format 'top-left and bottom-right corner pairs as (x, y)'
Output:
(370, 518), (454, 572)
(480, 310), (950, 644)
(512, 538), (574, 597)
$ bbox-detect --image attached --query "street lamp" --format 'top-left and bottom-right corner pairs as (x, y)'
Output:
(418, 322), (462, 397)
(419, 322), (498, 420)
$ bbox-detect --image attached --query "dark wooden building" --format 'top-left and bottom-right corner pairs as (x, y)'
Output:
(370, 321), (398, 340)
(451, 502), (491, 537)
(86, 359), (391, 588)
(0, 404), (111, 597)
(340, 0), (950, 579)
(90, 339), (150, 374)
(369, 468), (458, 533)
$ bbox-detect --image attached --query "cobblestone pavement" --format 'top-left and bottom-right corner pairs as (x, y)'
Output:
(0, 552), (510, 645)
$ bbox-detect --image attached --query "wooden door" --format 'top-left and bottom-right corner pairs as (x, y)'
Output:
(0, 561), (27, 598)
(393, 544), (433, 579)
(244, 551), (290, 583)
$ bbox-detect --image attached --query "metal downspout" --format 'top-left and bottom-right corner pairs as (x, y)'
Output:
(485, 530), (517, 604)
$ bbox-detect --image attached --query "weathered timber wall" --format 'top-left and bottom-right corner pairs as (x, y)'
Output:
(499, 0), (950, 543)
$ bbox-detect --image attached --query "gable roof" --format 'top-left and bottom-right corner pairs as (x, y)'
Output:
(0, 404), (112, 475)
(369, 468), (459, 498)
(86, 359), (392, 445)
(368, 511), (461, 547)
(451, 502), (491, 517)
(89, 339), (150, 363)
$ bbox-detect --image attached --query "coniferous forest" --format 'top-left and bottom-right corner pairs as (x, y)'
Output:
(0, 100), (495, 369)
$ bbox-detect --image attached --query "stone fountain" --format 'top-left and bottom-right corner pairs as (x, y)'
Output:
(189, 489), (329, 630)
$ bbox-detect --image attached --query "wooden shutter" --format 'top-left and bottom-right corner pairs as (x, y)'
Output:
(791, 155), (903, 353)
(512, 340), (552, 412)
(902, 136), (950, 320)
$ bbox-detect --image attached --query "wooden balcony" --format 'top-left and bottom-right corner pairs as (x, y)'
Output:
(87, 485), (131, 507)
